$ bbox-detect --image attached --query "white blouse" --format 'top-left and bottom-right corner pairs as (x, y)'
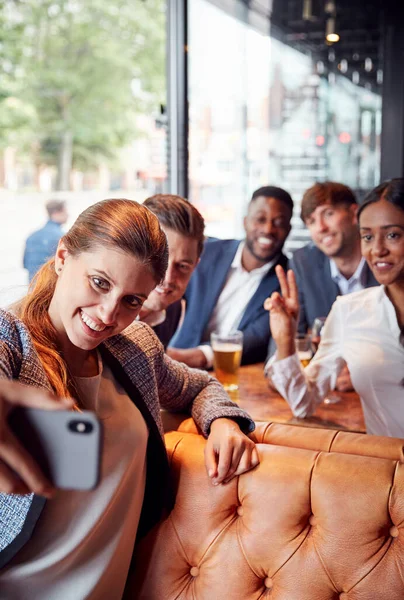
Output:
(0, 358), (148, 599)
(266, 286), (404, 438)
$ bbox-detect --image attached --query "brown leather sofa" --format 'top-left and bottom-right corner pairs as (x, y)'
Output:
(131, 421), (404, 599)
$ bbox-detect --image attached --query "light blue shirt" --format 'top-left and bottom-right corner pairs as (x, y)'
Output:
(329, 257), (367, 295)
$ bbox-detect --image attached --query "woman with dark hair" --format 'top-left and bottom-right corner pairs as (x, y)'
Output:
(265, 178), (404, 438)
(0, 199), (257, 598)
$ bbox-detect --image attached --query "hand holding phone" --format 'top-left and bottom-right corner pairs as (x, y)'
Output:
(0, 380), (74, 497)
(8, 408), (102, 491)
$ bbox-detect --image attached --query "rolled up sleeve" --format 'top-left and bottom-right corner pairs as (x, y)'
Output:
(264, 300), (346, 417)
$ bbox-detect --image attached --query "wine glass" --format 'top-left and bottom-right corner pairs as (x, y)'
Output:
(311, 317), (341, 404)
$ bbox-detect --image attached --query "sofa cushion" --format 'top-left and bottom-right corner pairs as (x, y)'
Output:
(130, 425), (404, 599)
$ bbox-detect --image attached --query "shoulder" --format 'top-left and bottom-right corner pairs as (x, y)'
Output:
(105, 320), (164, 361)
(201, 238), (239, 258)
(0, 310), (35, 375)
(333, 286), (382, 315)
(292, 243), (323, 267)
(0, 309), (30, 346)
(24, 228), (42, 243)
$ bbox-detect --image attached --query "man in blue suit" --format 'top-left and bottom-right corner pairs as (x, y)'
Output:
(23, 200), (68, 281)
(167, 186), (293, 368)
(291, 182), (378, 390)
(292, 182), (378, 334)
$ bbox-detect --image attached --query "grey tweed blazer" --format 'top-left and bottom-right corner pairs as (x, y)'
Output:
(0, 309), (254, 569)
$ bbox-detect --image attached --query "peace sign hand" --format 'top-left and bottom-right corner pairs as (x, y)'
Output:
(264, 266), (300, 358)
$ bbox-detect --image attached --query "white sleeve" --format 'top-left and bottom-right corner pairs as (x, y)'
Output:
(264, 300), (346, 417)
(198, 344), (214, 369)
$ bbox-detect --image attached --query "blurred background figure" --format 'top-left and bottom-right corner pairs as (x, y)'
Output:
(23, 200), (68, 282)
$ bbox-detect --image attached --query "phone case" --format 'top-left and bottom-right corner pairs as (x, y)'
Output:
(8, 408), (102, 491)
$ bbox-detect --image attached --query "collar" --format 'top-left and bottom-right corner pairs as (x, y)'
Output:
(329, 256), (367, 285)
(232, 241), (279, 275)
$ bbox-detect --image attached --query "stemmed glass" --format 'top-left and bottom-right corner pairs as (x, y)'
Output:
(311, 317), (341, 404)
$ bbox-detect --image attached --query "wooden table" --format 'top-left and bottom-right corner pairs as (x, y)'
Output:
(223, 363), (366, 433)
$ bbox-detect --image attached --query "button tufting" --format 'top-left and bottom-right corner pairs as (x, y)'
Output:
(190, 567), (199, 577)
(237, 506), (244, 517)
(339, 594), (348, 600)
(390, 526), (399, 538)
(264, 577), (273, 589)
(309, 515), (316, 526)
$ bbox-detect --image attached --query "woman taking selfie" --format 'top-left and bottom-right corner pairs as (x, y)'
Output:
(0, 199), (257, 598)
(265, 178), (404, 438)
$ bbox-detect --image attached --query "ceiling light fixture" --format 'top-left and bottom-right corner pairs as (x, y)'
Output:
(325, 1), (340, 44)
(303, 0), (313, 20)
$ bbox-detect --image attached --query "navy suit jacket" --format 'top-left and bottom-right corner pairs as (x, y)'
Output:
(291, 243), (379, 333)
(170, 238), (288, 365)
(152, 300), (182, 350)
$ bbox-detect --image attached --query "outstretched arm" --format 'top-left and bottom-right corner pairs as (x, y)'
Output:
(156, 348), (259, 485)
(0, 379), (73, 496)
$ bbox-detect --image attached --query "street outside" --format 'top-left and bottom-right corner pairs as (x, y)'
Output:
(0, 189), (146, 308)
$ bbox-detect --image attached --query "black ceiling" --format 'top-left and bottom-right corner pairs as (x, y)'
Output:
(270, 0), (384, 89)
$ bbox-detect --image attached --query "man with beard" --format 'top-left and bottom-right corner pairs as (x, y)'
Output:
(167, 186), (293, 368)
(291, 182), (378, 390)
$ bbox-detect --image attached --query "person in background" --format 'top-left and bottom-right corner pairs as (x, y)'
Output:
(265, 178), (404, 439)
(291, 182), (378, 391)
(0, 198), (257, 598)
(139, 194), (205, 349)
(23, 199), (68, 282)
(167, 186), (293, 368)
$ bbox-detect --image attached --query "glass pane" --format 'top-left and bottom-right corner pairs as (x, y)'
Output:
(0, 0), (167, 307)
(188, 0), (383, 248)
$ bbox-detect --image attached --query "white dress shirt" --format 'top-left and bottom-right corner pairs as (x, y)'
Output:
(265, 286), (404, 438)
(199, 242), (278, 367)
(329, 256), (367, 295)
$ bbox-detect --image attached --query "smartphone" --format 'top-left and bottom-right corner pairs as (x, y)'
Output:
(8, 408), (102, 491)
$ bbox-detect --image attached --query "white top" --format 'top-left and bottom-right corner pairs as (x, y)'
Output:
(265, 286), (404, 438)
(199, 242), (278, 367)
(0, 358), (148, 600)
(329, 256), (367, 295)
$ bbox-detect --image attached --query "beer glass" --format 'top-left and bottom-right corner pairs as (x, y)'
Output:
(211, 330), (243, 391)
(295, 334), (312, 368)
(311, 317), (341, 404)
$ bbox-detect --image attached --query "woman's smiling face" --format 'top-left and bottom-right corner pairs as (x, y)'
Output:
(48, 242), (158, 353)
(360, 198), (404, 287)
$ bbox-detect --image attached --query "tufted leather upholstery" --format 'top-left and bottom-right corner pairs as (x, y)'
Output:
(131, 422), (404, 599)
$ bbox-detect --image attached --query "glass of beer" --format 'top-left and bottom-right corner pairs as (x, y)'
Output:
(295, 334), (312, 368)
(310, 317), (341, 404)
(211, 330), (243, 391)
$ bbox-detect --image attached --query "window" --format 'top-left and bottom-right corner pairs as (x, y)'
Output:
(0, 0), (166, 306)
(188, 0), (382, 248)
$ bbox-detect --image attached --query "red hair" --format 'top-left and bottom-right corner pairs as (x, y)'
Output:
(19, 199), (168, 399)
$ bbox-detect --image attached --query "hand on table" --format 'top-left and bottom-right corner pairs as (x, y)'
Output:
(335, 365), (354, 392)
(0, 379), (73, 497)
(166, 347), (208, 369)
(205, 418), (259, 485)
(264, 266), (300, 358)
